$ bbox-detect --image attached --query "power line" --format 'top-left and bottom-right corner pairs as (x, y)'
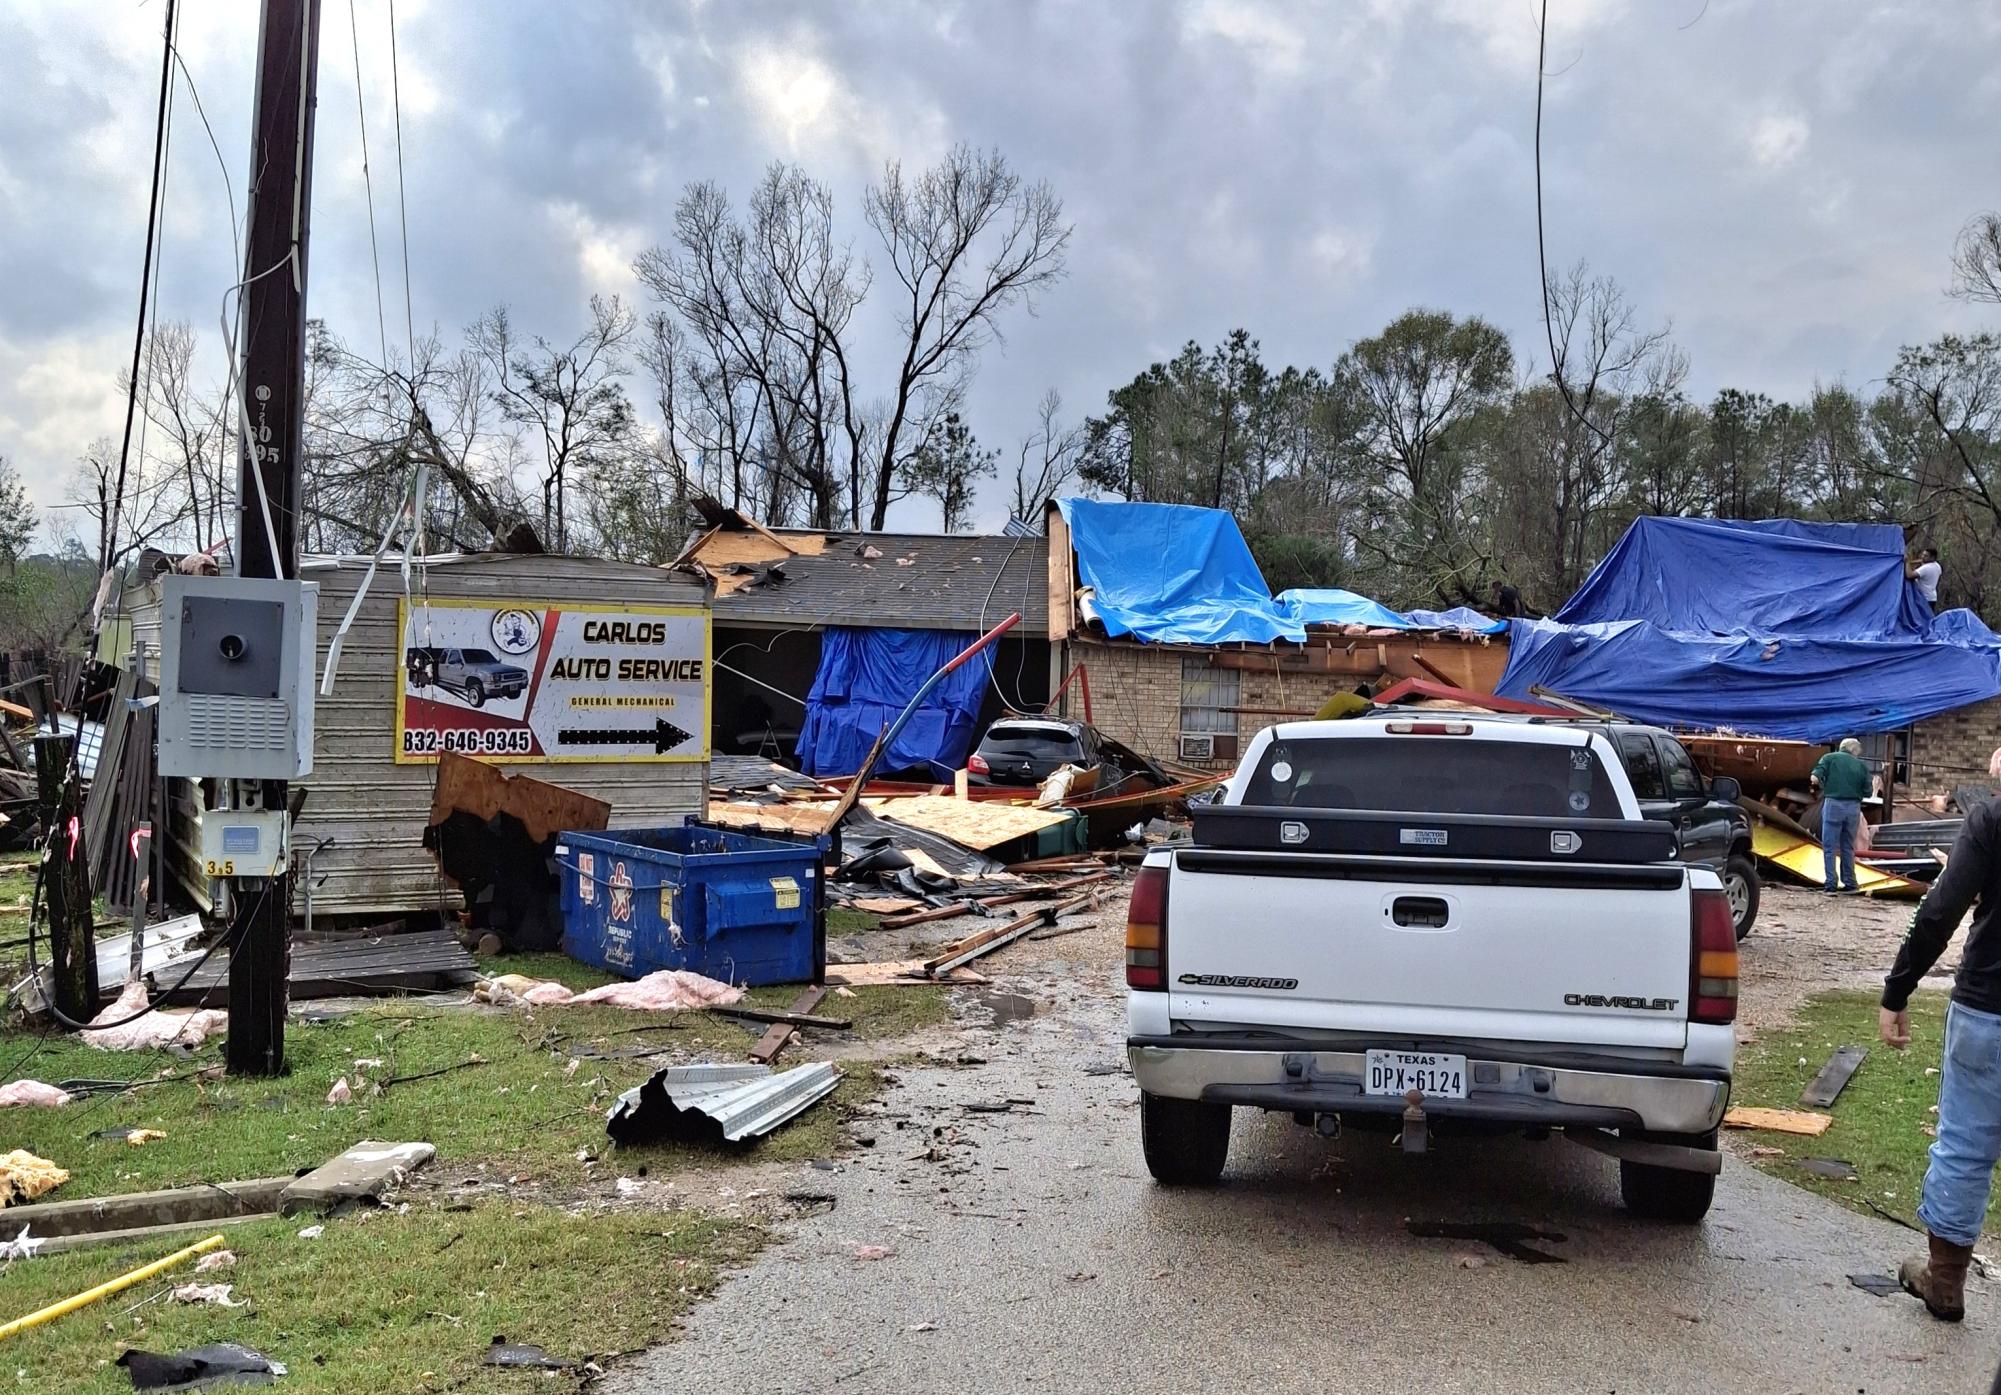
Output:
(347, 0), (389, 368)
(110, 0), (180, 567)
(387, 0), (417, 371)
(1532, 0), (1612, 449)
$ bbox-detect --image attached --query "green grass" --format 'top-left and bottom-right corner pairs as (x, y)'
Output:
(1731, 989), (1984, 1235)
(825, 907), (882, 935)
(0, 1201), (763, 1393)
(0, 984), (942, 1201)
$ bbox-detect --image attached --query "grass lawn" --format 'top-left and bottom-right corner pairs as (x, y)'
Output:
(0, 1201), (762, 1392)
(0, 980), (944, 1201)
(1730, 988), (1985, 1236)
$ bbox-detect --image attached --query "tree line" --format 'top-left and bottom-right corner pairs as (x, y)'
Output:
(15, 146), (2001, 649)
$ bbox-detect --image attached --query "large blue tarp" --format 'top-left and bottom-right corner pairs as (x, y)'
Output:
(795, 627), (992, 778)
(1499, 517), (2001, 740)
(1058, 499), (1502, 643)
(1058, 498), (1304, 645)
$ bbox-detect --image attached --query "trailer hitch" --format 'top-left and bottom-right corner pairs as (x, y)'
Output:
(1400, 1089), (1428, 1154)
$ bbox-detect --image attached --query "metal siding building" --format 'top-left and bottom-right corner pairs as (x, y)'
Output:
(134, 553), (711, 919)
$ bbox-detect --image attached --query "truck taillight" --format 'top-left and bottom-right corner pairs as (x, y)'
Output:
(967, 753), (989, 775)
(1689, 888), (1738, 1024)
(1125, 863), (1168, 990)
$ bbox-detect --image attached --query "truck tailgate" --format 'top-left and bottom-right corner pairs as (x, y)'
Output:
(1165, 847), (1693, 1050)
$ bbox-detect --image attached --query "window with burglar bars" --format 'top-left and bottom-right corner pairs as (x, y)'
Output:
(1180, 656), (1239, 760)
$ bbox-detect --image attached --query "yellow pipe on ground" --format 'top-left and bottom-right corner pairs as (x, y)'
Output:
(0, 1233), (225, 1343)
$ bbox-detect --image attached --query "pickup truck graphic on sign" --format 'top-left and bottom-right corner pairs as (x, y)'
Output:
(404, 645), (530, 709)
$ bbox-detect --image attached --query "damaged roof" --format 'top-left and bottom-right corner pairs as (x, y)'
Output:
(679, 517), (1048, 635)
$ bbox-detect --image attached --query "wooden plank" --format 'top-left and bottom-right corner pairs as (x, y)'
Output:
(749, 985), (827, 1065)
(710, 1005), (852, 1031)
(922, 893), (1095, 977)
(1800, 1046), (1868, 1109)
(823, 960), (987, 987)
(1723, 1106), (1833, 1136)
(429, 752), (611, 845)
(872, 794), (1076, 852)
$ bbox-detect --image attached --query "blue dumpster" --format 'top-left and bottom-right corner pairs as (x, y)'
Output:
(556, 818), (825, 987)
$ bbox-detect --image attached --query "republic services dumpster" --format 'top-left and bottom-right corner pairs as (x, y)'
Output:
(556, 818), (826, 987)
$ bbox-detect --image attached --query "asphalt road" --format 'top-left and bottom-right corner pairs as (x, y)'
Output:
(611, 957), (1993, 1395)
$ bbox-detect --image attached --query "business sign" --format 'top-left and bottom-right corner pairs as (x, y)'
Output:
(394, 598), (710, 764)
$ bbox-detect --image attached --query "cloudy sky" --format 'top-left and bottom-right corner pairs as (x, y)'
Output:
(3, 0), (1996, 538)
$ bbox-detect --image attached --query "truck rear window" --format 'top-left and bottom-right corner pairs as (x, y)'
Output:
(1242, 737), (1624, 818)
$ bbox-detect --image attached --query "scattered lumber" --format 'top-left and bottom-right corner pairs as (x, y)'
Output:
(922, 892), (1097, 978)
(823, 960), (987, 987)
(1723, 1106), (1833, 1136)
(1799, 1046), (1867, 1109)
(711, 1005), (852, 1031)
(879, 871), (1113, 930)
(749, 985), (828, 1065)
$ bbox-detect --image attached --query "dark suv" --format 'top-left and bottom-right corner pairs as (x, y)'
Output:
(1559, 719), (1760, 940)
(968, 718), (1101, 787)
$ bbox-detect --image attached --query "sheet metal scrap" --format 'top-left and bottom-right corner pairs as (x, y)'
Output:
(607, 1062), (841, 1146)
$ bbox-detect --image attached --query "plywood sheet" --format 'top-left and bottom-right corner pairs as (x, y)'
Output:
(1723, 1106), (1833, 1136)
(825, 959), (988, 986)
(706, 800), (837, 835)
(872, 795), (1077, 852)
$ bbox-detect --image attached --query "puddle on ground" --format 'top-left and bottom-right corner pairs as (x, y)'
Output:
(964, 991), (1037, 1028)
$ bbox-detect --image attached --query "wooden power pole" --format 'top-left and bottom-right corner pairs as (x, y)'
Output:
(34, 733), (100, 1024)
(227, 0), (321, 1075)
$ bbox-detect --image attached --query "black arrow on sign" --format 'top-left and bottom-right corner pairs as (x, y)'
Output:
(557, 718), (693, 754)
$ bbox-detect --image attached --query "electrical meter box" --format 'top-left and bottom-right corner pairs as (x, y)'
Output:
(199, 808), (289, 879)
(158, 575), (318, 779)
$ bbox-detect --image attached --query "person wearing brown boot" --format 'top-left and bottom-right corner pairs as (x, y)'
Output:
(1880, 746), (2001, 1323)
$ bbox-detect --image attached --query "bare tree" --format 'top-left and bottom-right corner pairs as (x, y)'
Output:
(468, 296), (636, 552)
(1950, 213), (2001, 305)
(864, 145), (1071, 528)
(1012, 388), (1082, 520)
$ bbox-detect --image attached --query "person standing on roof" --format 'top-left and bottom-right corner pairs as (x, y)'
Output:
(1879, 745), (2001, 1322)
(1812, 738), (1872, 893)
(1490, 579), (1525, 619)
(1909, 547), (1942, 607)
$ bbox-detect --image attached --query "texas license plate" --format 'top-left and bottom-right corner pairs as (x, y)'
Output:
(1363, 1050), (1468, 1099)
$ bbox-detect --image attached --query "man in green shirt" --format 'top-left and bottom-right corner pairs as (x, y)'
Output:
(1812, 738), (1874, 893)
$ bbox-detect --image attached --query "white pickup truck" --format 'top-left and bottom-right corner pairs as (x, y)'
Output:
(1125, 714), (1738, 1222)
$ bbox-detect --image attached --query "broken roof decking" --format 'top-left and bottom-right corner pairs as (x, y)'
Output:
(681, 523), (1048, 635)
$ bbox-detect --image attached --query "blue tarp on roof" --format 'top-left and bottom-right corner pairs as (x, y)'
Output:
(1498, 517), (2001, 741)
(795, 627), (992, 779)
(1057, 499), (1505, 643)
(1057, 498), (1303, 645)
(1279, 589), (1507, 635)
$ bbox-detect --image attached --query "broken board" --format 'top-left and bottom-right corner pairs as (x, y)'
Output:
(869, 795), (1077, 853)
(1750, 823), (1924, 899)
(1723, 1106), (1833, 1136)
(1799, 1045), (1868, 1109)
(824, 959), (988, 987)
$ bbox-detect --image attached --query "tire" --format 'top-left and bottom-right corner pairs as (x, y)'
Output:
(1619, 1129), (1718, 1223)
(1140, 1090), (1231, 1186)
(465, 679), (486, 708)
(1722, 853), (1760, 941)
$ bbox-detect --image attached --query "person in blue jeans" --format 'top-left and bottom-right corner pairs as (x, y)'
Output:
(1880, 746), (2001, 1321)
(1811, 738), (1872, 892)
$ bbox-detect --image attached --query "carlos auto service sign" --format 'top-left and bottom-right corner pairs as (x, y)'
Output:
(395, 598), (710, 763)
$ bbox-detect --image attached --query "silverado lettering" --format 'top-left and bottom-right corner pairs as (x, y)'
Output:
(1177, 973), (1299, 991)
(1563, 992), (1680, 1011)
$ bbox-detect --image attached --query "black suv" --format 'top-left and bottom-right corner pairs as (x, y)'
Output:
(968, 717), (1101, 787)
(1559, 719), (1760, 940)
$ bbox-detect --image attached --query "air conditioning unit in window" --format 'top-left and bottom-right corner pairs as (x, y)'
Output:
(1179, 733), (1215, 762)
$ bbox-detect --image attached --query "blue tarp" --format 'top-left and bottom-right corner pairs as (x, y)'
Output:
(795, 627), (992, 779)
(1278, 589), (1507, 635)
(1058, 499), (1503, 643)
(1498, 517), (2001, 741)
(1058, 498), (1304, 645)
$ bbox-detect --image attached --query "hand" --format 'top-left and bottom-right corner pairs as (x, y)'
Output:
(1880, 1007), (1911, 1050)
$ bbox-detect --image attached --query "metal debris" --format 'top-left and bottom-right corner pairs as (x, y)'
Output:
(606, 1062), (841, 1146)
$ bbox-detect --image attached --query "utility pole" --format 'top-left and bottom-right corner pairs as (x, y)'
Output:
(227, 0), (321, 1075)
(34, 731), (100, 1024)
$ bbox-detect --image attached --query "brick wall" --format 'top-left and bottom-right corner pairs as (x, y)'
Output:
(1067, 639), (1372, 771)
(1909, 695), (2001, 797)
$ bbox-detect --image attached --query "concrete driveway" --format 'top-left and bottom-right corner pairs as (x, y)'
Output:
(610, 936), (1991, 1395)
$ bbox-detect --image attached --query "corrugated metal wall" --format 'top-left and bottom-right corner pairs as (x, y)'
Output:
(134, 554), (711, 920)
